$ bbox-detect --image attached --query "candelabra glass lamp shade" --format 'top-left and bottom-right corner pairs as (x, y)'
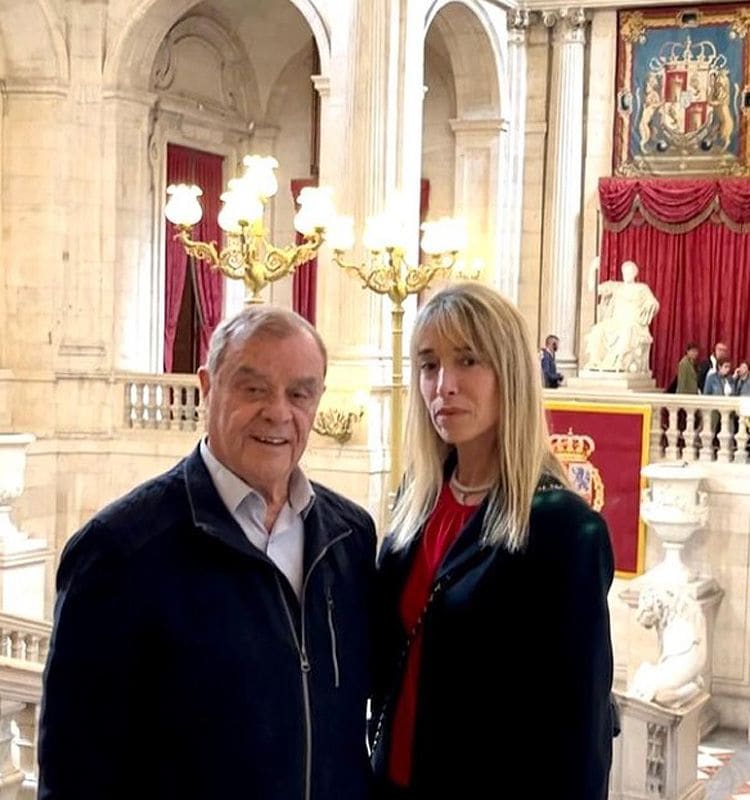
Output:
(164, 184), (204, 226)
(164, 155), (331, 303)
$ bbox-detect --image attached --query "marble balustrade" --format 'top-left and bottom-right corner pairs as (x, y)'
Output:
(0, 615), (49, 799)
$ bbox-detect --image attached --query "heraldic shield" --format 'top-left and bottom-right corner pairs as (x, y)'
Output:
(550, 428), (606, 512)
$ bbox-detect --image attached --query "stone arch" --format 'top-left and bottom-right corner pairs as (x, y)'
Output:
(0, 0), (68, 82)
(424, 0), (502, 119)
(265, 41), (318, 128)
(104, 0), (330, 93)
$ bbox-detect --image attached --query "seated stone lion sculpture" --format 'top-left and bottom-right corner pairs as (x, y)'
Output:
(628, 583), (706, 708)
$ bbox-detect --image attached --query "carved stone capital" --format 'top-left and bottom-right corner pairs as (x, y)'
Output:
(507, 9), (531, 45)
(541, 7), (588, 45)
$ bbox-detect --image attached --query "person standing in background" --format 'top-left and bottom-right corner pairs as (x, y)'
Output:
(676, 342), (700, 394)
(541, 334), (564, 388)
(697, 341), (729, 392)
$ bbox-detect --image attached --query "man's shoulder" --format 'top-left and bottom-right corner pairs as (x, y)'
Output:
(59, 460), (188, 575)
(311, 482), (376, 534)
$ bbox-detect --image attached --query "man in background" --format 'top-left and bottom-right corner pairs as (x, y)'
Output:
(676, 342), (700, 394)
(698, 341), (729, 392)
(541, 334), (564, 388)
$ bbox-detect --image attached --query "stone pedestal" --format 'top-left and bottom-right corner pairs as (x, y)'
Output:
(0, 433), (51, 620)
(567, 371), (658, 393)
(0, 539), (53, 621)
(609, 690), (708, 800)
(620, 577), (723, 737)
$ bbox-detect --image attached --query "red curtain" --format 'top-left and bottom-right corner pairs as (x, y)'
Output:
(291, 178), (318, 325)
(599, 178), (750, 389)
(165, 144), (224, 371)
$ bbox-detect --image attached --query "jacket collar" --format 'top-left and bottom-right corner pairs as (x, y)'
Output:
(184, 445), (263, 560)
(183, 445), (352, 569)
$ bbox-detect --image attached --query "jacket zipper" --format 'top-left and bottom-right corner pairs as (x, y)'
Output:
(275, 528), (353, 800)
(326, 587), (340, 688)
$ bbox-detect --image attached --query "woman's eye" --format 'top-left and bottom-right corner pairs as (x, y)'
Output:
(420, 362), (437, 372)
(460, 355), (477, 367)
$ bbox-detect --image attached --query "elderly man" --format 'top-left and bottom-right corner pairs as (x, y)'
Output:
(39, 306), (376, 800)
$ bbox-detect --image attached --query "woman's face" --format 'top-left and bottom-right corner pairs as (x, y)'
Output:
(416, 325), (500, 450)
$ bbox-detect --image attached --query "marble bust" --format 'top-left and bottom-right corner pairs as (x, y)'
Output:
(583, 261), (660, 373)
(628, 584), (706, 708)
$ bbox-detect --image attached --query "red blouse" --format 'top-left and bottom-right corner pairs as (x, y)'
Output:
(387, 482), (477, 787)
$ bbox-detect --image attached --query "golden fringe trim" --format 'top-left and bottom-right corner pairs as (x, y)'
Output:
(601, 196), (750, 234)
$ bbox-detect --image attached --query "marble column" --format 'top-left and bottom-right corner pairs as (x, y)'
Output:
(306, 0), (427, 526)
(540, 7), (588, 372)
(495, 10), (530, 305)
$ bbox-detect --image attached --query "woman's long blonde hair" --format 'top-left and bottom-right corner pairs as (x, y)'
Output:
(390, 282), (567, 551)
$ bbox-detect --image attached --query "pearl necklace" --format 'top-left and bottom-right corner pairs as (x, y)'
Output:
(449, 471), (494, 504)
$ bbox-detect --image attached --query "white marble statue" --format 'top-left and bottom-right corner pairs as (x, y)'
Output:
(583, 260), (660, 373)
(628, 583), (707, 708)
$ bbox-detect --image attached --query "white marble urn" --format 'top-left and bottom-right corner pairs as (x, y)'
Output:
(0, 433), (35, 539)
(640, 462), (708, 584)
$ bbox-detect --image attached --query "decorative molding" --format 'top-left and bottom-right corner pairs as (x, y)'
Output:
(449, 117), (508, 134)
(311, 74), (331, 98)
(645, 721), (667, 797)
(57, 342), (106, 358)
(150, 15), (257, 121)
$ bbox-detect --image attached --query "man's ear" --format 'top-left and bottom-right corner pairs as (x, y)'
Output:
(198, 366), (211, 399)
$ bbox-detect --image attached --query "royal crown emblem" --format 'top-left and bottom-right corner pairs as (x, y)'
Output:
(550, 427), (605, 511)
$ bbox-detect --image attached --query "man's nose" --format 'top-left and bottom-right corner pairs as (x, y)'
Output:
(261, 391), (293, 422)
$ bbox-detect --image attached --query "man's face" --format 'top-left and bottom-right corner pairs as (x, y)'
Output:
(549, 338), (559, 353)
(198, 330), (325, 499)
(687, 347), (699, 362)
(719, 361), (732, 377)
(716, 343), (729, 360)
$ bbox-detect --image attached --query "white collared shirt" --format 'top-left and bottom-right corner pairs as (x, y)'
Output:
(199, 438), (314, 598)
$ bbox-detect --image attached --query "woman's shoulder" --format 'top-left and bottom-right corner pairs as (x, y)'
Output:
(529, 482), (609, 552)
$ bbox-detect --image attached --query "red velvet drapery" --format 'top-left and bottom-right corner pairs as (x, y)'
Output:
(598, 178), (750, 389)
(291, 178), (318, 325)
(165, 144), (225, 371)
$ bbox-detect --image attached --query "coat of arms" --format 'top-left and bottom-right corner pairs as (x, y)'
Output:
(549, 428), (605, 512)
(615, 5), (750, 175)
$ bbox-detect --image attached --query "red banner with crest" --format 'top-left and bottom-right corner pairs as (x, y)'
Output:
(544, 401), (651, 577)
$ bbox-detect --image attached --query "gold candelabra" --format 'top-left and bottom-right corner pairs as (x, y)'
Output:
(313, 398), (366, 444)
(328, 209), (467, 492)
(165, 156), (335, 303)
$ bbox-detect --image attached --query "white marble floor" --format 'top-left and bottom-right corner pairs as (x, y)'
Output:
(700, 729), (750, 800)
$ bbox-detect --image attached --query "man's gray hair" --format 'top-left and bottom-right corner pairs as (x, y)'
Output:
(205, 306), (327, 375)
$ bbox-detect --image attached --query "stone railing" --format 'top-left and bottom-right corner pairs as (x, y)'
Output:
(121, 372), (203, 432)
(550, 390), (749, 465)
(0, 614), (51, 664)
(0, 615), (51, 799)
(117, 375), (750, 466)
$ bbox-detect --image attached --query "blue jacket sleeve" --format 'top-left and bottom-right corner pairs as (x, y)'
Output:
(551, 509), (615, 800)
(38, 522), (140, 800)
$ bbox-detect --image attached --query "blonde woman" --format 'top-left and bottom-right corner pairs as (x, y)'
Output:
(370, 283), (615, 800)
